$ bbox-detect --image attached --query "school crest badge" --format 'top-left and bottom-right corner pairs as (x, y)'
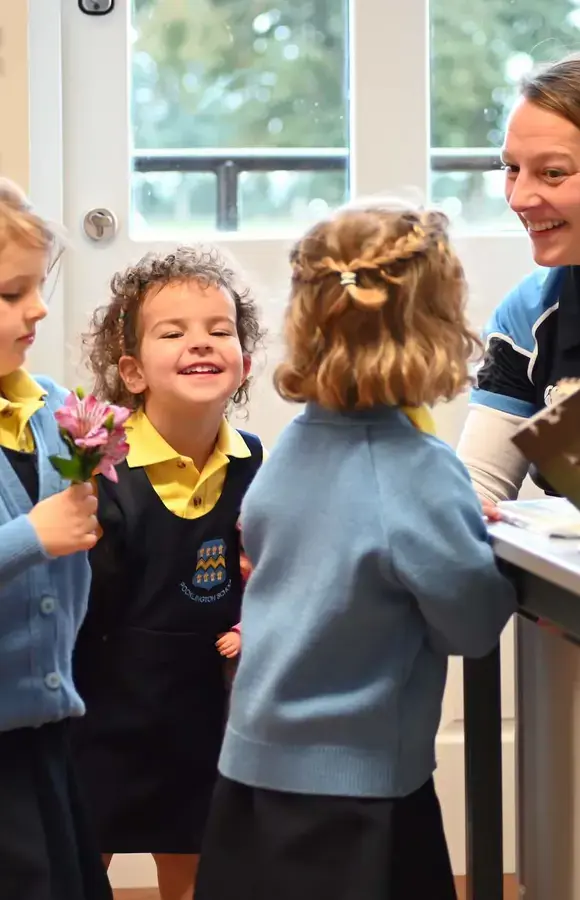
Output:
(193, 539), (227, 592)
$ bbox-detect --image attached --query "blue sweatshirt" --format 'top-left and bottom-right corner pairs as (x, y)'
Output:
(0, 377), (90, 732)
(219, 403), (516, 798)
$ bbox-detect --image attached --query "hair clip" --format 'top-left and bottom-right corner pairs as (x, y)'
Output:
(340, 271), (357, 287)
(413, 224), (425, 239)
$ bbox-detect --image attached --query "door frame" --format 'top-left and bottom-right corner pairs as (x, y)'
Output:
(28, 0), (65, 382)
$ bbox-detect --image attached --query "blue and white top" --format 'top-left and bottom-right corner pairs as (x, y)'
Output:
(471, 266), (579, 417)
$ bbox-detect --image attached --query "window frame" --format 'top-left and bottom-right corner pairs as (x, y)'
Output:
(30, 0), (503, 240)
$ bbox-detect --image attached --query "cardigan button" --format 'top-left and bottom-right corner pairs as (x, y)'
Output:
(176, 460), (187, 469)
(44, 672), (61, 690)
(40, 596), (56, 615)
(193, 496), (202, 508)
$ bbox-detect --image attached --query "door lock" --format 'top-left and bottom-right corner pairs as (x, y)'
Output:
(83, 208), (118, 243)
(78, 0), (115, 14)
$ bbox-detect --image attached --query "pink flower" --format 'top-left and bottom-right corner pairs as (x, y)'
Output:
(93, 428), (130, 483)
(55, 392), (130, 449)
(52, 389), (131, 483)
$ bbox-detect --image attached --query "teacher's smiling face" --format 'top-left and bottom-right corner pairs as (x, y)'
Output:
(503, 97), (580, 267)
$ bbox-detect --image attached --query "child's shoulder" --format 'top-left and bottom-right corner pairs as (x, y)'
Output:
(34, 375), (71, 409)
(371, 419), (472, 495)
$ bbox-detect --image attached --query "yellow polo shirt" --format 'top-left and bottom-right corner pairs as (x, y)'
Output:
(125, 408), (260, 519)
(0, 369), (46, 452)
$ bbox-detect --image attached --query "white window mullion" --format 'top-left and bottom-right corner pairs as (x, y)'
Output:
(350, 0), (429, 201)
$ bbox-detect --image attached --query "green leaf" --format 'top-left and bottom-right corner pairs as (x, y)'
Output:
(80, 452), (102, 480)
(104, 413), (114, 432)
(49, 451), (101, 484)
(49, 454), (86, 483)
(75, 386), (86, 400)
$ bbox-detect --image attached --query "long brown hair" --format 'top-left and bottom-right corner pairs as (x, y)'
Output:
(275, 204), (481, 411)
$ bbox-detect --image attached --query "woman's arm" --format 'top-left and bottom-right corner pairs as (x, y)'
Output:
(458, 271), (554, 504)
(456, 404), (529, 503)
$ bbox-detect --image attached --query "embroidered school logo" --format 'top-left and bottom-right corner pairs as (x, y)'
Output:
(193, 539), (227, 592)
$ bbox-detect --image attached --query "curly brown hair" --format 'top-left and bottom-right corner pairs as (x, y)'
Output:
(275, 204), (481, 411)
(84, 245), (264, 409)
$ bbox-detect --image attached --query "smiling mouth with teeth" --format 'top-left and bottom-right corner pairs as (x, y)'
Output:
(525, 219), (566, 233)
(179, 364), (223, 375)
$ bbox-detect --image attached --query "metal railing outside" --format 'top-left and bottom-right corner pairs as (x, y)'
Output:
(133, 147), (503, 230)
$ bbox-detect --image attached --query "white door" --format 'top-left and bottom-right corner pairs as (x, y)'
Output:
(29, 0), (580, 889)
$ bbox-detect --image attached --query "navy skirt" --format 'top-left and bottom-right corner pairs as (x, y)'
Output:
(0, 720), (112, 900)
(196, 775), (457, 900)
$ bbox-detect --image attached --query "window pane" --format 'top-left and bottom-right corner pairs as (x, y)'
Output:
(430, 0), (580, 227)
(239, 170), (348, 233)
(130, 0), (349, 232)
(431, 170), (514, 232)
(131, 172), (217, 237)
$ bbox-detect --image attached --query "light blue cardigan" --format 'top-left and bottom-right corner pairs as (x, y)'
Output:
(220, 403), (517, 798)
(0, 376), (90, 731)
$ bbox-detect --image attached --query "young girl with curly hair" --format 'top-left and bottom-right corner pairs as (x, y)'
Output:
(71, 246), (265, 900)
(195, 205), (517, 900)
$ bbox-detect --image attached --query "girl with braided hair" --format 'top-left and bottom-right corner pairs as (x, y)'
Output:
(195, 203), (516, 900)
(70, 245), (265, 900)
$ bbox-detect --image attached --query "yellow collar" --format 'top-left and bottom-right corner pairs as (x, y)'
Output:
(125, 408), (251, 469)
(402, 405), (436, 435)
(0, 369), (46, 406)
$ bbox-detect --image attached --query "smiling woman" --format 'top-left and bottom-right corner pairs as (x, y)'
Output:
(502, 94), (580, 268)
(457, 55), (580, 505)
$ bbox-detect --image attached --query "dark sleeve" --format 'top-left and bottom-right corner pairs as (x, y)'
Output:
(476, 336), (536, 411)
(470, 277), (544, 419)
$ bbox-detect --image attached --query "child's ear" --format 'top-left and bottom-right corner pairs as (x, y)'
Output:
(241, 353), (252, 385)
(118, 355), (147, 396)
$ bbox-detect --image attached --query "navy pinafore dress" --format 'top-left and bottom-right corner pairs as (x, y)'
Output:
(72, 432), (262, 853)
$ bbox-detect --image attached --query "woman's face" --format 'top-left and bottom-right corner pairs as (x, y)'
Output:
(503, 97), (580, 266)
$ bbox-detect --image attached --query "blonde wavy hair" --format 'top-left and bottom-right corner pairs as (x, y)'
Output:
(275, 204), (481, 410)
(0, 177), (63, 268)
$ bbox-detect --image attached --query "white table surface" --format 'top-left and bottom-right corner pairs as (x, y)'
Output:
(490, 521), (580, 597)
